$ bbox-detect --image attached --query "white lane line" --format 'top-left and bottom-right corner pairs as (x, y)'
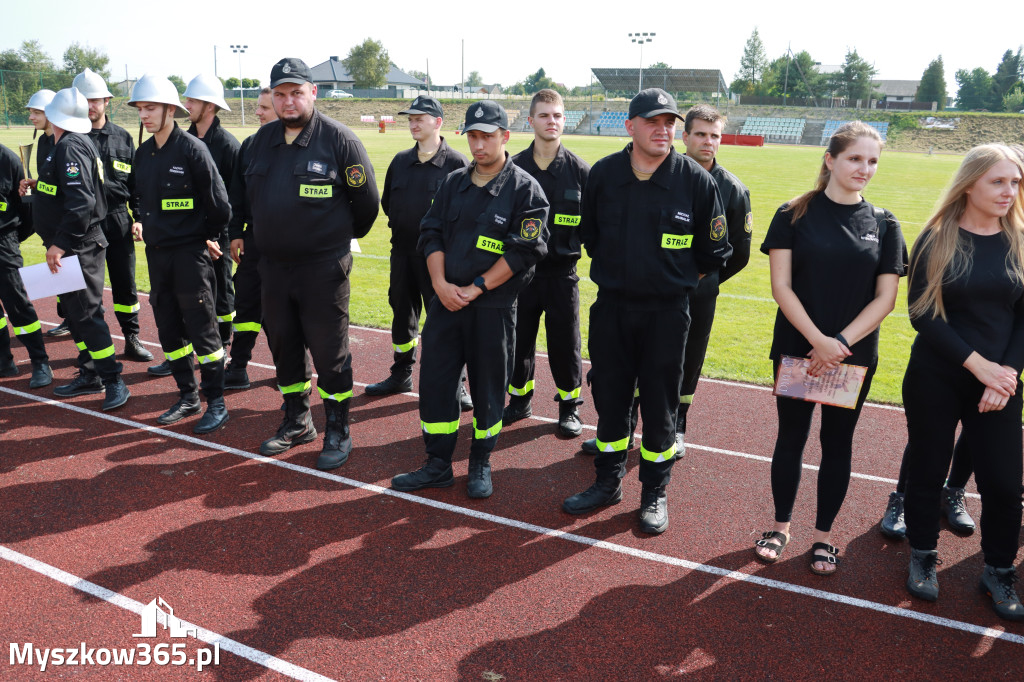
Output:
(0, 386), (1009, 645)
(0, 545), (334, 682)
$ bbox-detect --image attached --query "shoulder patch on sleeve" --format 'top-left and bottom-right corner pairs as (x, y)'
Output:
(710, 214), (727, 241)
(744, 212), (753, 233)
(520, 217), (542, 240)
(345, 164), (366, 187)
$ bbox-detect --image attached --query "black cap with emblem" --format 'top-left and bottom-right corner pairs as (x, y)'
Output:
(270, 58), (313, 88)
(628, 88), (683, 120)
(399, 96), (443, 118)
(462, 100), (507, 133)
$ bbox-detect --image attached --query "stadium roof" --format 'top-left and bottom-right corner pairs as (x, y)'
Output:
(310, 57), (426, 88)
(592, 68), (726, 93)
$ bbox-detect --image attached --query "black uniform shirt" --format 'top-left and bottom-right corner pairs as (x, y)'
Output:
(88, 118), (138, 219)
(35, 133), (54, 178)
(188, 116), (239, 193)
(133, 123), (231, 249)
(708, 160), (751, 284)
(381, 137), (468, 251)
(246, 109), (379, 263)
(760, 193), (907, 365)
(0, 144), (30, 236)
(33, 132), (106, 253)
(228, 134), (255, 242)
(511, 142), (590, 275)
(582, 144), (730, 300)
(418, 153), (549, 309)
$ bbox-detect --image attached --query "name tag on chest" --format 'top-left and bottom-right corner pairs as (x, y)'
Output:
(300, 184), (333, 198)
(476, 236), (505, 254)
(661, 234), (692, 249)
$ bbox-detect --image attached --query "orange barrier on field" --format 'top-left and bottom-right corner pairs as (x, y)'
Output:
(722, 134), (763, 147)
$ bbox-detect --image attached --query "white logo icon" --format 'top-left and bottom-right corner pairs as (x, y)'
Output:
(475, 108), (484, 118)
(657, 94), (668, 105)
(133, 598), (198, 638)
(282, 65), (292, 74)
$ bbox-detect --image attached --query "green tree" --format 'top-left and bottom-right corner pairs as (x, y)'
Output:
(917, 56), (947, 109)
(648, 61), (671, 70)
(955, 67), (994, 110)
(408, 69), (429, 85)
(761, 50), (821, 99)
(991, 48), (1023, 110)
(465, 70), (483, 87)
(734, 28), (768, 94)
(168, 75), (187, 94)
(523, 68), (556, 93)
(242, 78), (259, 89)
(18, 39), (55, 73)
(225, 77), (240, 89)
(342, 38), (391, 88)
(829, 49), (877, 101)
(1004, 85), (1024, 113)
(62, 42), (110, 81)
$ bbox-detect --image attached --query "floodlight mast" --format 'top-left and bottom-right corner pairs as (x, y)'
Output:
(628, 32), (655, 93)
(230, 44), (248, 126)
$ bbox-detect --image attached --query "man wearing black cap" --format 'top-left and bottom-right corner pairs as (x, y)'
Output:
(365, 96), (469, 398)
(391, 100), (548, 499)
(246, 58), (379, 471)
(562, 88), (731, 534)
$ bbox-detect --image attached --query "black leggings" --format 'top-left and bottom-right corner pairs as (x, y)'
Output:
(770, 361), (875, 532)
(895, 435), (973, 493)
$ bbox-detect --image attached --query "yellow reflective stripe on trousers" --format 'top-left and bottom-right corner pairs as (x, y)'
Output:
(76, 341), (87, 351)
(393, 338), (418, 353)
(216, 312), (236, 323)
(473, 417), (502, 439)
(165, 343), (194, 361)
(556, 386), (581, 400)
(318, 387), (353, 402)
(633, 387), (640, 398)
(421, 419), (459, 435)
(233, 321), (261, 333)
(680, 394), (693, 404)
(641, 443), (676, 463)
(595, 436), (630, 453)
(508, 380), (534, 396)
(113, 302), (141, 314)
(197, 348), (224, 364)
(89, 345), (116, 360)
(0, 201), (7, 212)
(13, 320), (41, 335)
(0, 316), (6, 330)
(279, 380), (311, 395)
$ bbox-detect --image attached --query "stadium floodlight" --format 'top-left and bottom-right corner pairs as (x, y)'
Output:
(230, 44), (248, 126)
(628, 32), (655, 92)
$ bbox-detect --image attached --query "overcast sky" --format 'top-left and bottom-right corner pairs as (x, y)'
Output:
(5, 1), (1020, 98)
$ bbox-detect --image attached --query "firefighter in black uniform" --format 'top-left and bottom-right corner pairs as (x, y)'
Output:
(677, 104), (751, 448)
(224, 87), (277, 391)
(129, 75), (231, 433)
(245, 58), (379, 470)
(73, 68), (153, 363)
(562, 89), (730, 534)
(391, 100), (548, 499)
(21, 87), (130, 410)
(0, 142), (52, 387)
(503, 88), (589, 438)
(365, 95), (469, 397)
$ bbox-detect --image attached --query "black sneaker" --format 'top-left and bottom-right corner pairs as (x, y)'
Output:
(880, 491), (907, 540)
(941, 486), (976, 535)
(46, 321), (71, 337)
(906, 548), (941, 602)
(101, 378), (131, 411)
(147, 359), (173, 377)
(391, 457), (455, 491)
(365, 374), (413, 396)
(223, 362), (251, 390)
(503, 395), (532, 424)
(54, 371), (104, 397)
(638, 486), (669, 534)
(980, 565), (1024, 621)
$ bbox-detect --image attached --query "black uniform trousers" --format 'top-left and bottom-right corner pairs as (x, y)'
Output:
(677, 270), (720, 433)
(146, 244), (224, 401)
(507, 271), (582, 403)
(419, 299), (513, 462)
(0, 229), (47, 364)
(229, 233), (262, 367)
(101, 209), (140, 336)
(894, 436), (973, 493)
(213, 233), (235, 344)
(387, 248), (434, 376)
(259, 253), (353, 405)
(62, 235), (120, 381)
(903, 351), (1023, 568)
(589, 295), (689, 489)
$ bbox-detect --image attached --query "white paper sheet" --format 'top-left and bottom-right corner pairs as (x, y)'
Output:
(19, 255), (87, 301)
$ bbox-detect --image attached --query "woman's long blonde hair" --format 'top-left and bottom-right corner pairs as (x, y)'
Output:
(909, 144), (1024, 321)
(784, 121), (883, 222)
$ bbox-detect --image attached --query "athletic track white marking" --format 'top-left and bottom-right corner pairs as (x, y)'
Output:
(0, 385), (1011, 647)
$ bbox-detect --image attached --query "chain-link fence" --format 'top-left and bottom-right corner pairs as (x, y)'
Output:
(1, 69), (141, 128)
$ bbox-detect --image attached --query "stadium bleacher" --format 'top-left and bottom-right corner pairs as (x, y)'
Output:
(524, 110), (586, 133)
(739, 117), (806, 144)
(594, 111), (628, 135)
(820, 120), (889, 145)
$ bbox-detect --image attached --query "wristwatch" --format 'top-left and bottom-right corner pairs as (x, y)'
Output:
(473, 275), (488, 292)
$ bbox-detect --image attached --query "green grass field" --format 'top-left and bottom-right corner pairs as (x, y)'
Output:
(0, 124), (964, 405)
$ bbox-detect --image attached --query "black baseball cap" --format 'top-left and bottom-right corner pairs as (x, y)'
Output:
(270, 58), (313, 88)
(399, 96), (442, 118)
(628, 88), (683, 120)
(463, 100), (507, 133)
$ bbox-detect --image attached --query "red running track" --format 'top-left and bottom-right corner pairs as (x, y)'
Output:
(0, 290), (1022, 680)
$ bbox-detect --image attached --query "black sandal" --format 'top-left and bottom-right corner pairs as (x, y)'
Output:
(754, 531), (790, 564)
(810, 542), (840, 576)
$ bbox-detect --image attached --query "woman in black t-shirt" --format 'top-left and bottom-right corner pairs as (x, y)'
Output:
(902, 144), (1024, 621)
(754, 121), (907, 575)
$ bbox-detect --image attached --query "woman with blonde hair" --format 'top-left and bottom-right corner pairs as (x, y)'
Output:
(902, 144), (1024, 621)
(755, 121), (907, 574)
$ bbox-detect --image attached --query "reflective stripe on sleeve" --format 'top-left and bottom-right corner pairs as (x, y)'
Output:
(0, 316), (6, 330)
(165, 343), (194, 361)
(421, 419), (459, 435)
(216, 312), (236, 323)
(318, 387), (353, 402)
(473, 417), (502, 439)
